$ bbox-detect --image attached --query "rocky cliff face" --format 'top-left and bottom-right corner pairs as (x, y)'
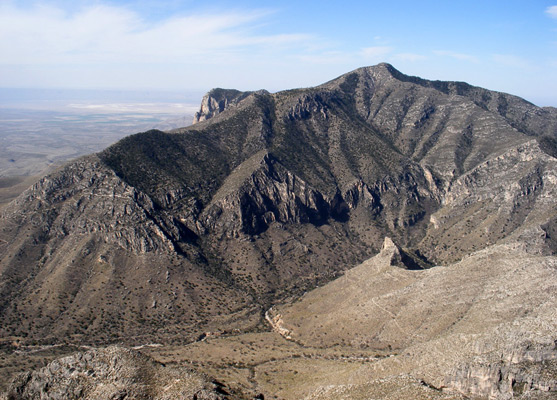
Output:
(445, 346), (557, 399)
(419, 139), (557, 262)
(193, 88), (258, 124)
(200, 151), (333, 237)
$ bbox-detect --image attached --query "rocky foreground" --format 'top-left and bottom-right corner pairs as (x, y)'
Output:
(2, 346), (233, 400)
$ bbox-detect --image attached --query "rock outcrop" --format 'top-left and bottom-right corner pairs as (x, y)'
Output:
(444, 340), (557, 399)
(193, 88), (257, 124)
(445, 359), (557, 399)
(2, 346), (232, 400)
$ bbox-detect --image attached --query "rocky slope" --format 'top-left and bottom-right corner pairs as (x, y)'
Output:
(0, 63), (556, 397)
(275, 239), (557, 399)
(1, 346), (235, 400)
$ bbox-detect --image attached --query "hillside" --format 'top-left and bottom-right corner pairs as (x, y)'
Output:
(273, 238), (557, 398)
(1, 63), (556, 398)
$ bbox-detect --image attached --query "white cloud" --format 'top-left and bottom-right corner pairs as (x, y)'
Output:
(546, 5), (557, 19)
(0, 3), (312, 66)
(67, 102), (198, 114)
(433, 50), (479, 63)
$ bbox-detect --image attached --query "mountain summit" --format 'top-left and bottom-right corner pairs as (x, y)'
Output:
(1, 63), (557, 398)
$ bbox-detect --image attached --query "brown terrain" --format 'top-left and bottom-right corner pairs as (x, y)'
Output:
(0, 63), (556, 399)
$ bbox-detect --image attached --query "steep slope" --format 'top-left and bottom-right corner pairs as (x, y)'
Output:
(275, 239), (557, 399)
(0, 63), (556, 351)
(0, 156), (256, 344)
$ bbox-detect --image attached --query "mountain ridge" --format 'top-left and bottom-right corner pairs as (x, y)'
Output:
(1, 63), (556, 398)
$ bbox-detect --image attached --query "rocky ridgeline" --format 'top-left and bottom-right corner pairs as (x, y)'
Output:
(2, 147), (435, 257)
(3, 156), (176, 254)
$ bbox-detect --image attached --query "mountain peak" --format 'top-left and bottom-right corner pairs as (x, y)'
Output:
(357, 62), (420, 86)
(367, 62), (399, 74)
(364, 62), (404, 82)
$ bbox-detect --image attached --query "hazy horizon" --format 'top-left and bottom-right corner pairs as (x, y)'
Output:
(0, 87), (204, 113)
(0, 87), (198, 179)
(1, 76), (556, 111)
(1, 1), (556, 107)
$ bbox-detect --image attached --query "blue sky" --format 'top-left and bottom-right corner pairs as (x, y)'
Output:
(1, 0), (557, 106)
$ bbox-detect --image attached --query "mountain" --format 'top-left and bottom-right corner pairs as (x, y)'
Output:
(1, 63), (556, 398)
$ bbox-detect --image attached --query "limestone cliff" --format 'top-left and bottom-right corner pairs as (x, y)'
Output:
(193, 88), (257, 124)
